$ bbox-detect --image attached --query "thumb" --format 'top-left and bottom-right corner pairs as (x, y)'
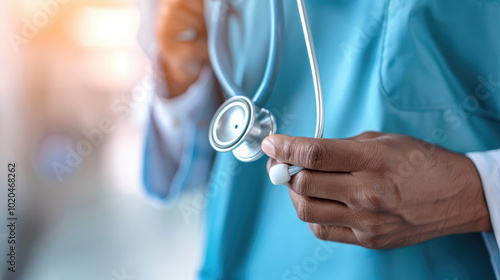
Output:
(261, 134), (368, 172)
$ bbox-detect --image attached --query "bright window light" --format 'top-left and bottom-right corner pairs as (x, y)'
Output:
(71, 6), (140, 49)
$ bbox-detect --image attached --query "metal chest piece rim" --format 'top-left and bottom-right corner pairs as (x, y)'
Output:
(209, 96), (276, 162)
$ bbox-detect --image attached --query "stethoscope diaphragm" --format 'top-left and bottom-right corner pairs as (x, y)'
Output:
(209, 96), (276, 162)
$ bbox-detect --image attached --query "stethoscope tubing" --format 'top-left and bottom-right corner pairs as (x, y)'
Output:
(289, 0), (325, 176)
(208, 0), (283, 108)
(297, 0), (324, 140)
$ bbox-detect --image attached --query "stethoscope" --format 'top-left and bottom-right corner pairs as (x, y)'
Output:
(207, 0), (324, 185)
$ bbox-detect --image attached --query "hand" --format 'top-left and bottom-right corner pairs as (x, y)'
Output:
(156, 0), (208, 98)
(262, 132), (492, 249)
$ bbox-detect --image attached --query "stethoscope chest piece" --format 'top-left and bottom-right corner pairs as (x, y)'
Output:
(209, 96), (276, 162)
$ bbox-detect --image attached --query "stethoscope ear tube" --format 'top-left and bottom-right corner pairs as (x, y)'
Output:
(208, 0), (283, 108)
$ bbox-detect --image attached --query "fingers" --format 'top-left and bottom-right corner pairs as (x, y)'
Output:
(158, 7), (206, 41)
(175, 2), (207, 38)
(262, 134), (383, 172)
(267, 158), (363, 204)
(308, 223), (358, 245)
(157, 0), (207, 47)
(289, 190), (356, 226)
(290, 170), (363, 204)
(157, 0), (208, 74)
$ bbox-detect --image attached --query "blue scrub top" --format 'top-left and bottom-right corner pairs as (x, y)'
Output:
(200, 0), (500, 279)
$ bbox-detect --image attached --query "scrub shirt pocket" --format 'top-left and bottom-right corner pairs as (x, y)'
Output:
(379, 0), (500, 119)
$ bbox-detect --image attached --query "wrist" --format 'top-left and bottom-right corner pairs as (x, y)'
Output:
(462, 156), (493, 232)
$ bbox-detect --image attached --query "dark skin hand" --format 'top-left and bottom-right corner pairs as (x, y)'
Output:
(157, 0), (208, 98)
(262, 131), (492, 249)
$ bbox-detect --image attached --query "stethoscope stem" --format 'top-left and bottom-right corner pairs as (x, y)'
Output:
(289, 0), (324, 177)
(288, 165), (304, 176)
(297, 0), (324, 140)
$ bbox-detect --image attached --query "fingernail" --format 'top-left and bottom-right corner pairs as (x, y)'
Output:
(261, 138), (275, 157)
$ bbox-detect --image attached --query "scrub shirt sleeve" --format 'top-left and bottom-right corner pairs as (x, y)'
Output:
(138, 0), (217, 205)
(467, 149), (500, 278)
(142, 64), (217, 205)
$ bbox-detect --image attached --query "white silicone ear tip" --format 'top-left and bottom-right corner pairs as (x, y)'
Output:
(269, 164), (291, 185)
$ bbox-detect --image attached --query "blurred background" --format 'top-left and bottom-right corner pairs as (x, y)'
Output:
(0, 0), (203, 279)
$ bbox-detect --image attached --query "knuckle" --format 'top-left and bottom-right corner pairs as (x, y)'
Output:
(377, 141), (393, 161)
(293, 171), (312, 196)
(359, 131), (381, 139)
(296, 198), (311, 222)
(311, 224), (329, 241)
(304, 141), (326, 169)
(357, 188), (383, 211)
(378, 178), (403, 211)
(346, 184), (364, 208)
(362, 141), (389, 169)
(358, 234), (386, 250)
(363, 219), (384, 237)
(356, 226), (387, 249)
(283, 138), (295, 162)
